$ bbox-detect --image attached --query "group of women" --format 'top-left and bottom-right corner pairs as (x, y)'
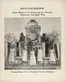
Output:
(8, 43), (56, 66)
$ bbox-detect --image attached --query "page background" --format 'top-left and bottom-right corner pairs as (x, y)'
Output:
(0, 0), (66, 82)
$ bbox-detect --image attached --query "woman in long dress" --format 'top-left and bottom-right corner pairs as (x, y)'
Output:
(30, 48), (36, 66)
(49, 48), (56, 64)
(22, 49), (27, 63)
(22, 50), (27, 62)
(42, 43), (45, 59)
(22, 45), (27, 63)
(37, 47), (43, 64)
(8, 49), (16, 64)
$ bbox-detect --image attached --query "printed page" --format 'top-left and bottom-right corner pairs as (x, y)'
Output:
(0, 0), (66, 82)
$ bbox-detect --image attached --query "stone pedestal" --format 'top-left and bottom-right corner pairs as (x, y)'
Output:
(57, 42), (60, 59)
(16, 42), (19, 57)
(15, 57), (22, 64)
(42, 42), (45, 59)
(54, 42), (60, 60)
(43, 57), (49, 65)
(5, 42), (8, 58)
(19, 42), (23, 58)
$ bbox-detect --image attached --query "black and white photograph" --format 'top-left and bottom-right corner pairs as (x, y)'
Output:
(4, 18), (61, 70)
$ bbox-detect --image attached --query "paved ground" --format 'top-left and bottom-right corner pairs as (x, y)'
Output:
(5, 58), (61, 70)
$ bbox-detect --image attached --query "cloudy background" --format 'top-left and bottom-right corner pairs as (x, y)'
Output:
(5, 18), (61, 40)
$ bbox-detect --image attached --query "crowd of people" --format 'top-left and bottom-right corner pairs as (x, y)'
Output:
(7, 32), (57, 66)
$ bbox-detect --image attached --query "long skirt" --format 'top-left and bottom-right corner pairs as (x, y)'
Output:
(30, 51), (36, 65)
(8, 49), (15, 64)
(49, 49), (56, 64)
(22, 50), (27, 62)
(37, 49), (43, 63)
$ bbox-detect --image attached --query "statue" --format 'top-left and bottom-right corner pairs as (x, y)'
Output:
(25, 19), (41, 46)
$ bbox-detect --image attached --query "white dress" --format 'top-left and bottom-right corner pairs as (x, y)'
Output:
(8, 49), (15, 64)
(37, 49), (43, 62)
(30, 51), (36, 65)
(22, 50), (27, 62)
(49, 49), (56, 63)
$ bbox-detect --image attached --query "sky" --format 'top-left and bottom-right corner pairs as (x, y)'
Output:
(5, 18), (61, 39)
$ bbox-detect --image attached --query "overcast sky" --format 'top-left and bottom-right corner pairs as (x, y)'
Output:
(5, 18), (61, 39)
